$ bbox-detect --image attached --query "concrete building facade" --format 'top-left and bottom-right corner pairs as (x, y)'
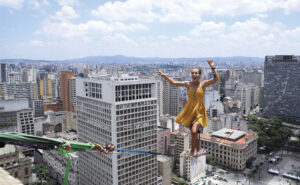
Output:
(162, 78), (181, 116)
(200, 128), (258, 170)
(157, 127), (171, 154)
(264, 55), (300, 121)
(60, 71), (75, 112)
(17, 109), (34, 136)
(0, 82), (37, 108)
(76, 75), (158, 185)
(157, 156), (171, 185)
(0, 145), (32, 185)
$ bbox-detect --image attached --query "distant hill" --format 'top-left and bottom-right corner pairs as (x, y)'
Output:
(0, 55), (264, 64)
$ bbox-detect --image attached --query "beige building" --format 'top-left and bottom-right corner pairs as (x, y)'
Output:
(0, 145), (32, 185)
(0, 167), (23, 185)
(63, 111), (77, 131)
(171, 131), (190, 173)
(200, 128), (257, 170)
(157, 156), (171, 185)
(179, 149), (206, 183)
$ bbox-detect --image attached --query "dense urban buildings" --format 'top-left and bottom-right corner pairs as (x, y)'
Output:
(76, 74), (158, 185)
(264, 55), (300, 122)
(0, 56), (298, 184)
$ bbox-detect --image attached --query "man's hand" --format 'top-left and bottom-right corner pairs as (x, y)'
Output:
(207, 60), (215, 68)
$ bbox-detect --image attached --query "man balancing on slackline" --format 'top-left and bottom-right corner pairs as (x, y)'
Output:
(156, 60), (219, 157)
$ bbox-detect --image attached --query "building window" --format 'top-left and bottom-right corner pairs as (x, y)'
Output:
(84, 82), (102, 99)
(25, 167), (29, 175)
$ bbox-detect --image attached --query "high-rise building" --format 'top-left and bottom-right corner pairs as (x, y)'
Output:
(38, 73), (58, 99)
(17, 109), (34, 135)
(69, 77), (76, 110)
(60, 71), (74, 111)
(0, 63), (6, 83)
(17, 109), (34, 154)
(243, 70), (264, 88)
(33, 100), (44, 117)
(171, 131), (190, 173)
(76, 75), (158, 185)
(162, 77), (180, 116)
(157, 126), (171, 154)
(264, 55), (300, 121)
(7, 72), (22, 83)
(157, 156), (171, 185)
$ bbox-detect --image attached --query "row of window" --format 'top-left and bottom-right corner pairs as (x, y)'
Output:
(116, 100), (156, 109)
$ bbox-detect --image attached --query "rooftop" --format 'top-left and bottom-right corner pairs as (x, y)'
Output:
(0, 167), (23, 185)
(211, 128), (245, 141)
(200, 129), (256, 146)
(0, 144), (16, 156)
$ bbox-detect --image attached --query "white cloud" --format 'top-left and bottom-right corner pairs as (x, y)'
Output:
(172, 35), (190, 42)
(91, 0), (157, 22)
(190, 22), (226, 36)
(38, 20), (147, 39)
(50, 6), (79, 21)
(280, 26), (300, 41)
(256, 13), (269, 18)
(283, 0), (300, 13)
(28, 0), (40, 9)
(103, 33), (134, 44)
(90, 0), (299, 23)
(230, 18), (269, 34)
(0, 0), (23, 9)
(56, 0), (78, 6)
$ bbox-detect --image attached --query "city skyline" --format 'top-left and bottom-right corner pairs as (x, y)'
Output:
(1, 0), (300, 60)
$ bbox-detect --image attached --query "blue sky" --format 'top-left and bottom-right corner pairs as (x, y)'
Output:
(1, 0), (300, 60)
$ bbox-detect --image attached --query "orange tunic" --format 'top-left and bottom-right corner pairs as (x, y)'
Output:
(175, 87), (207, 127)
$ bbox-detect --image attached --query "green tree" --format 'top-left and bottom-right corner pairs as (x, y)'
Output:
(32, 163), (51, 184)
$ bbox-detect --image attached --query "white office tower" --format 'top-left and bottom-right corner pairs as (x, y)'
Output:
(76, 75), (158, 185)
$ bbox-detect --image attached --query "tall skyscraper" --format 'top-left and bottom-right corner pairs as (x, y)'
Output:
(69, 77), (76, 110)
(264, 55), (300, 121)
(0, 63), (6, 83)
(60, 71), (74, 111)
(162, 77), (180, 116)
(76, 75), (158, 185)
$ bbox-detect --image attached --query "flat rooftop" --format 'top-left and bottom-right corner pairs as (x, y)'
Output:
(200, 130), (256, 146)
(0, 167), (23, 185)
(211, 128), (245, 141)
